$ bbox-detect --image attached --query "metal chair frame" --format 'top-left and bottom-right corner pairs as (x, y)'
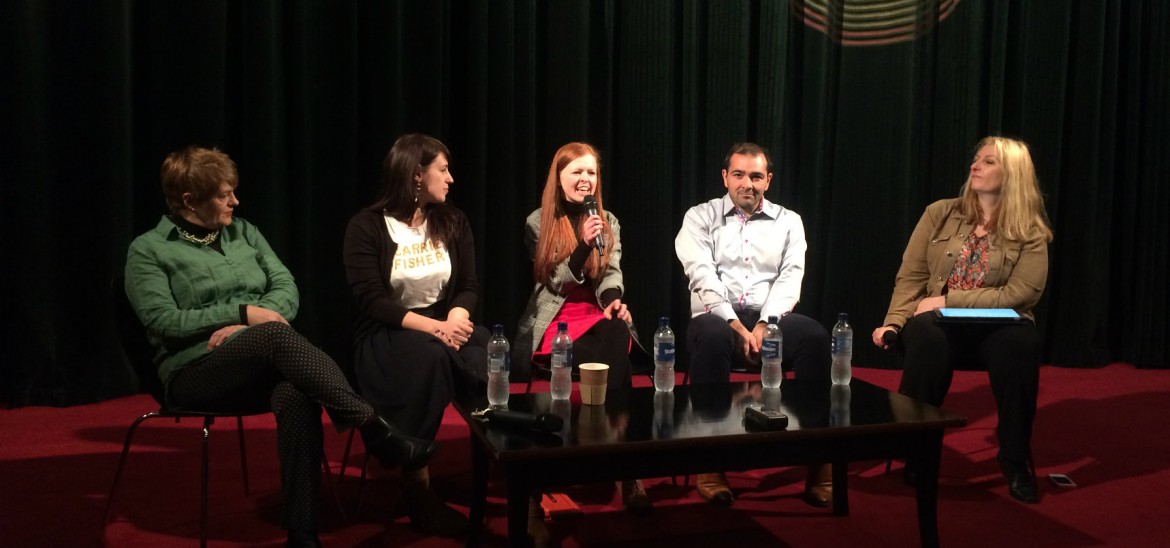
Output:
(105, 277), (344, 546)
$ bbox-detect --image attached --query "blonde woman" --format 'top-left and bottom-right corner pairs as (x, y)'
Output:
(873, 136), (1054, 504)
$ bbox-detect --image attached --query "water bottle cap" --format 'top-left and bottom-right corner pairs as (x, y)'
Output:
(493, 324), (504, 333)
(768, 315), (779, 324)
(557, 321), (568, 330)
(838, 313), (849, 321)
(659, 316), (669, 326)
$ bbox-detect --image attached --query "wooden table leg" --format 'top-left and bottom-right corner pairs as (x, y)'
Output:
(832, 459), (850, 516)
(506, 469), (532, 548)
(467, 440), (488, 547)
(915, 432), (943, 548)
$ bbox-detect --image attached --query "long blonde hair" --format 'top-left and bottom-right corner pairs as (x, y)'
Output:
(958, 136), (1054, 242)
(533, 142), (614, 285)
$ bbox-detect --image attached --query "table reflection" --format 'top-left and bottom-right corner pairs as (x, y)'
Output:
(471, 380), (945, 450)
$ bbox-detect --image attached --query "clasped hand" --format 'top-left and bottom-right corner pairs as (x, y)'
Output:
(208, 305), (289, 351)
(730, 319), (765, 363)
(433, 317), (474, 350)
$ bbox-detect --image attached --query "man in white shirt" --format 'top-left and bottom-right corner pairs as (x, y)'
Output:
(675, 142), (832, 508)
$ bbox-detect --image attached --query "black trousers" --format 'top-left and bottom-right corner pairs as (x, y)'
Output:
(533, 317), (635, 391)
(354, 324), (489, 447)
(686, 311), (831, 384)
(167, 321), (374, 532)
(897, 313), (1040, 462)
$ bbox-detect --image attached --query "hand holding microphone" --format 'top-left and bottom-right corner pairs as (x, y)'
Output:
(582, 195), (606, 252)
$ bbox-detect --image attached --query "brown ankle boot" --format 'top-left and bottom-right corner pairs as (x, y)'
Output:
(695, 472), (734, 506)
(802, 463), (833, 507)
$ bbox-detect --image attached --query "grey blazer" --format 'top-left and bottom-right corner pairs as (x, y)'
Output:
(512, 207), (642, 371)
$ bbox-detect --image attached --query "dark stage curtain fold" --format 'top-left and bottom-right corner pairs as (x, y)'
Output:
(3, 0), (1167, 406)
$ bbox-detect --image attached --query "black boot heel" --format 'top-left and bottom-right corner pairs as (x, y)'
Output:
(360, 416), (439, 469)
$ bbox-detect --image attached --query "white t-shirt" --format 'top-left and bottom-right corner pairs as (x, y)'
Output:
(384, 214), (452, 310)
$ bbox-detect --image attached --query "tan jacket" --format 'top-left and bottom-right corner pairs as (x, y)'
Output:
(882, 198), (1049, 327)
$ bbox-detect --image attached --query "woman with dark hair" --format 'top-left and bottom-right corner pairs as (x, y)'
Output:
(343, 134), (488, 537)
(125, 146), (436, 548)
(873, 136), (1054, 504)
(513, 142), (652, 540)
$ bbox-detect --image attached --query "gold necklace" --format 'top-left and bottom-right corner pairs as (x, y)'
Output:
(176, 226), (220, 246)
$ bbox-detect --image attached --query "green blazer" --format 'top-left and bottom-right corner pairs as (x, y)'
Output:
(124, 216), (299, 391)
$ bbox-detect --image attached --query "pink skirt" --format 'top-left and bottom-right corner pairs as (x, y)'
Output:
(533, 285), (605, 357)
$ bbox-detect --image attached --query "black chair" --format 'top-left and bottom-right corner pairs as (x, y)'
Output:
(104, 277), (342, 546)
(104, 276), (268, 546)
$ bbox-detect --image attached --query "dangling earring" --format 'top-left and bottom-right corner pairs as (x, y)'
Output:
(413, 183), (421, 204)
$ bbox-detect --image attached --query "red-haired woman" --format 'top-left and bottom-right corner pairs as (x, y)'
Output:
(513, 142), (651, 529)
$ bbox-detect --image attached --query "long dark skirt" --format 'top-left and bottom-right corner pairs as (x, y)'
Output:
(354, 324), (488, 441)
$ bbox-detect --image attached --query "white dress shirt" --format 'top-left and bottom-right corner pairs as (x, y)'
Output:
(674, 194), (807, 322)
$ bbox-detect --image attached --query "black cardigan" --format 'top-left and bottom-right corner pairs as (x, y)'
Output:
(342, 207), (478, 332)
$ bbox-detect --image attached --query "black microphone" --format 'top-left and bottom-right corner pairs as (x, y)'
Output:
(485, 409), (565, 433)
(881, 330), (899, 348)
(582, 195), (605, 252)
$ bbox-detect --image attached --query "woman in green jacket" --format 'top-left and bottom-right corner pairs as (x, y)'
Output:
(125, 146), (435, 547)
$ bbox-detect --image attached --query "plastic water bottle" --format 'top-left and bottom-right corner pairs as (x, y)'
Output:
(653, 390), (674, 439)
(831, 313), (853, 385)
(550, 322), (573, 400)
(653, 316), (676, 392)
(761, 315), (783, 388)
(830, 384), (851, 427)
(486, 324), (511, 408)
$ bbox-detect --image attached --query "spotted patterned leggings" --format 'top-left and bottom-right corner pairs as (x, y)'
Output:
(167, 321), (373, 532)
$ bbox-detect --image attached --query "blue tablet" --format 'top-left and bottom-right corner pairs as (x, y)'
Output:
(933, 308), (1023, 323)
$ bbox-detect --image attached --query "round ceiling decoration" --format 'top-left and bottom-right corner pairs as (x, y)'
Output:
(791, 0), (962, 46)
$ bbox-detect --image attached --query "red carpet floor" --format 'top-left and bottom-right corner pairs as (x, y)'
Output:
(2, 363), (1168, 547)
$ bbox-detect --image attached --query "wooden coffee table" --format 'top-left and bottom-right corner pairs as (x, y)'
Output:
(455, 378), (966, 547)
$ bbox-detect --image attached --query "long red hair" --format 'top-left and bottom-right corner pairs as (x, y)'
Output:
(533, 142), (614, 285)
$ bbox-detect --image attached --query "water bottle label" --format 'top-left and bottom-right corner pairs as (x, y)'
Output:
(489, 357), (504, 373)
(551, 350), (571, 369)
(655, 342), (674, 361)
(832, 336), (852, 354)
(761, 339), (780, 359)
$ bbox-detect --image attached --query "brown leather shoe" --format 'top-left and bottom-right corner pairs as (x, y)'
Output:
(696, 472), (734, 506)
(802, 463), (833, 508)
(620, 479), (653, 515)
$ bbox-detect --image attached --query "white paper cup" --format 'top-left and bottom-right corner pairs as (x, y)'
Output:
(579, 363), (609, 386)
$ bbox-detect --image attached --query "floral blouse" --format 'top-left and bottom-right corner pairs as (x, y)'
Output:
(946, 231), (991, 291)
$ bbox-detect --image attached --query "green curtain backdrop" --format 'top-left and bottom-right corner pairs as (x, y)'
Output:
(3, 0), (1167, 407)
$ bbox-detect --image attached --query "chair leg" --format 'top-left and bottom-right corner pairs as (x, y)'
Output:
(525, 377), (533, 394)
(355, 452), (371, 517)
(340, 429), (356, 481)
(201, 417), (214, 548)
(321, 451), (348, 522)
(104, 412), (163, 524)
(236, 416), (250, 496)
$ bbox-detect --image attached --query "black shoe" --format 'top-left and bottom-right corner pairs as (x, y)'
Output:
(286, 529), (322, 548)
(360, 416), (439, 469)
(998, 457), (1039, 504)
